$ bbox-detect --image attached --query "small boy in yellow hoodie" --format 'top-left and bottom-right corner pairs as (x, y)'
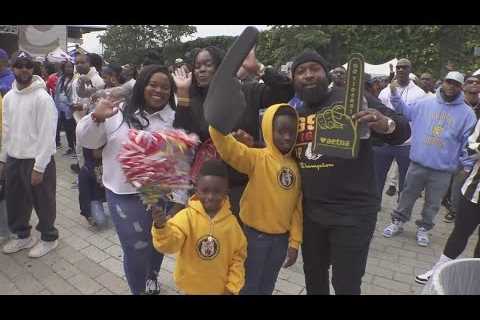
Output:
(151, 159), (247, 295)
(209, 103), (302, 295)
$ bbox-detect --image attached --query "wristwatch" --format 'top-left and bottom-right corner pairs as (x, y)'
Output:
(257, 63), (266, 77)
(385, 117), (396, 134)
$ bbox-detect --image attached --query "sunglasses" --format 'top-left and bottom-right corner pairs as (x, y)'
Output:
(13, 61), (34, 69)
(466, 80), (480, 85)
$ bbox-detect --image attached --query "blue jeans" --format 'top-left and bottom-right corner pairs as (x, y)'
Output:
(373, 145), (410, 200)
(241, 225), (289, 295)
(78, 164), (105, 219)
(106, 189), (167, 295)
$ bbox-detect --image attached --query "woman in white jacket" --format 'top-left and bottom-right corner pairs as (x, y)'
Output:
(76, 65), (187, 295)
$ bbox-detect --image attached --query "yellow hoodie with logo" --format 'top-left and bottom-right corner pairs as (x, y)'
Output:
(151, 196), (247, 295)
(209, 104), (303, 249)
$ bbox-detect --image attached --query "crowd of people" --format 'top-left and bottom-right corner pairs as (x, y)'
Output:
(0, 34), (479, 295)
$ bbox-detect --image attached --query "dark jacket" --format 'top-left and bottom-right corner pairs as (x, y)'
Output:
(294, 87), (411, 225)
(174, 68), (294, 187)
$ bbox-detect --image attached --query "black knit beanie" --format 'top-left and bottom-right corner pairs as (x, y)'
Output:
(291, 50), (330, 78)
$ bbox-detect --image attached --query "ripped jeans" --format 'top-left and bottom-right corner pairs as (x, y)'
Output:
(106, 189), (167, 295)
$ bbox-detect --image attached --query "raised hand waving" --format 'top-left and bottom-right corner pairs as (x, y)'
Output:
(204, 26), (259, 134)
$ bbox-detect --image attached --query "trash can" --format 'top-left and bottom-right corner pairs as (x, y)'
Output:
(422, 258), (480, 295)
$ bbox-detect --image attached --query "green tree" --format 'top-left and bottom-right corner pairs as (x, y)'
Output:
(162, 35), (236, 66)
(255, 25), (480, 79)
(99, 25), (197, 65)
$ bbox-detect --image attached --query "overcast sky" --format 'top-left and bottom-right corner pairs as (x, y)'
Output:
(81, 25), (269, 54)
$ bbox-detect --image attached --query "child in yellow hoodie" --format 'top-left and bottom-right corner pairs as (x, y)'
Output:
(209, 103), (302, 295)
(151, 159), (247, 295)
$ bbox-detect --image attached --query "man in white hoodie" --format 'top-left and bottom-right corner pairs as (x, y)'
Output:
(376, 59), (426, 200)
(0, 51), (59, 258)
(72, 53), (105, 116)
(70, 53), (105, 174)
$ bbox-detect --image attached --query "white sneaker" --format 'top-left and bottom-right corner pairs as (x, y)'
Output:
(28, 240), (58, 258)
(416, 227), (430, 247)
(2, 236), (37, 254)
(383, 219), (404, 238)
(415, 269), (433, 285)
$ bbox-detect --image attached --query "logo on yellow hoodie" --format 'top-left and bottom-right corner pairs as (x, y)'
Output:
(196, 235), (220, 260)
(278, 167), (295, 189)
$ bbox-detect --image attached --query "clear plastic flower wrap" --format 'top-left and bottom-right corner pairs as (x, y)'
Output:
(118, 127), (199, 208)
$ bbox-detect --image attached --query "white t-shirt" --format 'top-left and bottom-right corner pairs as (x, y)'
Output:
(378, 80), (427, 145)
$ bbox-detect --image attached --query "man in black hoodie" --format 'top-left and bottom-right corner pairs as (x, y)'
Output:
(292, 50), (411, 295)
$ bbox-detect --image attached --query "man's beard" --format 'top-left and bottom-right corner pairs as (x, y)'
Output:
(15, 74), (33, 85)
(440, 88), (460, 102)
(296, 80), (330, 105)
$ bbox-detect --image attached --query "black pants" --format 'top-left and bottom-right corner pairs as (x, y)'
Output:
(228, 184), (246, 226)
(56, 111), (76, 150)
(302, 212), (377, 295)
(444, 195), (480, 259)
(5, 157), (58, 241)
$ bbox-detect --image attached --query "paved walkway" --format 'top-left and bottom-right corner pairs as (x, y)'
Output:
(0, 136), (478, 295)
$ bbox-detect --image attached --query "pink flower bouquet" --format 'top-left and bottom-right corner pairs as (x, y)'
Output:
(118, 128), (199, 207)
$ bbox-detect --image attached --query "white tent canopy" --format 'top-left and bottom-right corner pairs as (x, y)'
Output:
(342, 58), (398, 78)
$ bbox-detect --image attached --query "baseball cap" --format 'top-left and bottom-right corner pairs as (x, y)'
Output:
(364, 73), (372, 83)
(12, 51), (34, 67)
(444, 71), (464, 85)
(396, 58), (412, 67)
(175, 58), (184, 64)
(0, 48), (8, 60)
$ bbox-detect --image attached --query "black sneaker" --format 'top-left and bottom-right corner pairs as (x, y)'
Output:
(385, 185), (397, 196)
(144, 278), (160, 295)
(443, 211), (456, 223)
(70, 164), (80, 175)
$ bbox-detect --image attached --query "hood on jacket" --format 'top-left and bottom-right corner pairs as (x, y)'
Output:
(261, 103), (299, 157)
(12, 75), (47, 95)
(435, 87), (465, 106)
(188, 195), (233, 223)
